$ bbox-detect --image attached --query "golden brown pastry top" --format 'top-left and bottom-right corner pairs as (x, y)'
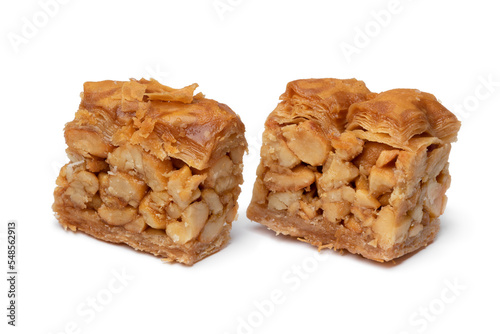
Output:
(268, 78), (460, 144)
(280, 78), (373, 112)
(269, 78), (373, 138)
(347, 89), (461, 144)
(65, 79), (246, 170)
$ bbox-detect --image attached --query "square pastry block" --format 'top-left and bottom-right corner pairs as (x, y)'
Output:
(247, 79), (460, 262)
(53, 79), (247, 265)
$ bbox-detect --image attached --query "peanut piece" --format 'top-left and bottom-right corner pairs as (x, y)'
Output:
(199, 214), (225, 243)
(205, 155), (238, 194)
(408, 223), (424, 238)
(267, 191), (303, 211)
(321, 186), (356, 203)
(354, 189), (381, 209)
(148, 191), (171, 211)
(424, 144), (451, 182)
(261, 133), (300, 168)
(423, 178), (448, 218)
(201, 189), (223, 214)
(166, 202), (209, 244)
(166, 202), (182, 219)
(331, 132), (364, 161)
(369, 166), (396, 196)
(355, 175), (369, 191)
(98, 205), (138, 226)
(323, 202), (350, 223)
(371, 206), (396, 249)
(225, 202), (238, 223)
(139, 193), (167, 229)
(167, 165), (205, 210)
(124, 216), (148, 233)
(371, 207), (412, 249)
(344, 216), (363, 233)
(282, 121), (331, 166)
(263, 165), (315, 192)
(142, 153), (172, 192)
(65, 170), (99, 209)
(299, 201), (317, 220)
(351, 206), (375, 223)
(108, 172), (148, 208)
(319, 153), (359, 191)
(107, 144), (143, 173)
(98, 172), (127, 208)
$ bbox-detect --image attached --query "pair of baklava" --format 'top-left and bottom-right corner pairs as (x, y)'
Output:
(53, 78), (460, 264)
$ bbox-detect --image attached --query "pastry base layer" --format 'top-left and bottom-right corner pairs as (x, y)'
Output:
(54, 201), (230, 265)
(247, 203), (439, 262)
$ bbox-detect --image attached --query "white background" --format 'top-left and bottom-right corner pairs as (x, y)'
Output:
(1, 0), (499, 333)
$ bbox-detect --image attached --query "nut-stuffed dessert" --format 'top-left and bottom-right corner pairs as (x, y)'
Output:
(247, 78), (460, 262)
(53, 79), (247, 265)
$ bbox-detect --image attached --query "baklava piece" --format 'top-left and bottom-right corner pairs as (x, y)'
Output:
(53, 79), (247, 265)
(247, 78), (460, 262)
